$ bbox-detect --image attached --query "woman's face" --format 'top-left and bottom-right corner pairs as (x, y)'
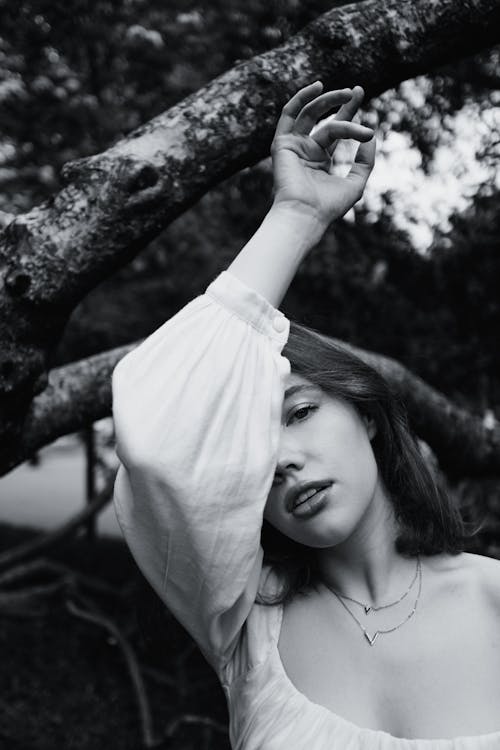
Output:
(264, 373), (383, 548)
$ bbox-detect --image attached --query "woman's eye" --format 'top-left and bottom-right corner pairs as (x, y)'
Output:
(288, 404), (317, 425)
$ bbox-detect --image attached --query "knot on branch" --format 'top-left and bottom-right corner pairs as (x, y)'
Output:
(126, 164), (159, 193)
(118, 160), (165, 210)
(5, 270), (31, 297)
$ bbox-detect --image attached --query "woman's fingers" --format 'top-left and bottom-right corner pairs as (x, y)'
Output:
(325, 86), (365, 157)
(346, 136), (376, 192)
(275, 82), (368, 142)
(274, 81), (324, 137)
(333, 85), (364, 124)
(293, 89), (353, 135)
(312, 120), (374, 151)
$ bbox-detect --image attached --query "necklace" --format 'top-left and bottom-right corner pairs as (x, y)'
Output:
(324, 556), (420, 614)
(329, 558), (423, 646)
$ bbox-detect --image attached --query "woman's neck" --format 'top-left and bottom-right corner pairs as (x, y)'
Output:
(315, 483), (412, 605)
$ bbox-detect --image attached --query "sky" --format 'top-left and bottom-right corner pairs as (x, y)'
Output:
(332, 77), (500, 252)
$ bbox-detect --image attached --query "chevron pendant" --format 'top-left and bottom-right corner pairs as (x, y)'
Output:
(364, 630), (379, 646)
(364, 605), (372, 614)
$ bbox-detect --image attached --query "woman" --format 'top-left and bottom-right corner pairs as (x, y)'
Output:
(112, 83), (500, 748)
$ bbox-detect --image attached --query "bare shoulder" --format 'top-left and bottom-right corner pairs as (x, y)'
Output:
(423, 552), (500, 611)
(444, 552), (500, 609)
(462, 551), (500, 609)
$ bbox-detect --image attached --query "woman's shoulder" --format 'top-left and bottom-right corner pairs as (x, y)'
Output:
(462, 551), (500, 610)
(425, 551), (500, 612)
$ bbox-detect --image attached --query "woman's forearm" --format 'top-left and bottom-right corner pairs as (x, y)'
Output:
(227, 202), (327, 309)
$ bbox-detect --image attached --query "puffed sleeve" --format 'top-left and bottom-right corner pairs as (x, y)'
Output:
(111, 270), (290, 677)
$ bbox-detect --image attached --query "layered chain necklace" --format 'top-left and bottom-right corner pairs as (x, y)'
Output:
(324, 557), (422, 646)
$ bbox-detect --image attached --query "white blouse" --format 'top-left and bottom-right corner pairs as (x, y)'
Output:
(112, 270), (500, 750)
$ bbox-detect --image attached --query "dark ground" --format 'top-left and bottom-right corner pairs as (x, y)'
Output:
(0, 523), (230, 750)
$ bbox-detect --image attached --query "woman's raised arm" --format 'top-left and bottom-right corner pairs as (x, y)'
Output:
(112, 83), (375, 679)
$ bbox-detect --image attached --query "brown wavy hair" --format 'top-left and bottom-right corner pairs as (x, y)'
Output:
(258, 320), (467, 605)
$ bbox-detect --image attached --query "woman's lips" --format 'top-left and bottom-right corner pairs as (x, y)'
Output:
(290, 486), (331, 519)
(286, 480), (334, 512)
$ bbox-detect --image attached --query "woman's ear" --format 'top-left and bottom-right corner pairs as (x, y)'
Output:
(363, 415), (377, 440)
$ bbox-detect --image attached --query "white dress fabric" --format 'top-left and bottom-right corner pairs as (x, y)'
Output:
(112, 270), (500, 750)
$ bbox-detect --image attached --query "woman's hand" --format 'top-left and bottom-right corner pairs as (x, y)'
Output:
(227, 83), (374, 306)
(271, 82), (376, 227)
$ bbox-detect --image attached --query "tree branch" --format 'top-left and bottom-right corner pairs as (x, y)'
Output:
(3, 335), (498, 479)
(67, 594), (160, 749)
(329, 338), (500, 478)
(1, 0), (500, 467)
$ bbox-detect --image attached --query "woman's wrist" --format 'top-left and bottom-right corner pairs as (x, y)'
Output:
(227, 202), (328, 309)
(269, 200), (330, 244)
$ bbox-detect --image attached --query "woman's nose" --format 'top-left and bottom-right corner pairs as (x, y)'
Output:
(275, 438), (306, 476)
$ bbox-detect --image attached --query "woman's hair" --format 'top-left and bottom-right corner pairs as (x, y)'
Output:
(258, 320), (467, 605)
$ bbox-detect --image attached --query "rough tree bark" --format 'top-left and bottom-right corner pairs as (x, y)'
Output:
(1, 0), (500, 474)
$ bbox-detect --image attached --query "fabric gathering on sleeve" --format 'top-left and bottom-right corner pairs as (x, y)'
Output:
(111, 270), (291, 677)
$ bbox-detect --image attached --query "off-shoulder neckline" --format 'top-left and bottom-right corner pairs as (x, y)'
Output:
(273, 602), (500, 745)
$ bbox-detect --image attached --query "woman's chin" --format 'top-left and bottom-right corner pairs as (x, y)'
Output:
(291, 513), (354, 549)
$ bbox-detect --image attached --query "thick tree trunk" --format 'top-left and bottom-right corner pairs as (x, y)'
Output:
(1, 0), (500, 470)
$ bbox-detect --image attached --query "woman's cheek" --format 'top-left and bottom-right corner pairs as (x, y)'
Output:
(351, 442), (379, 505)
(263, 494), (283, 528)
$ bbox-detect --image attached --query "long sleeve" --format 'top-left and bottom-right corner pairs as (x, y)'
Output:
(112, 270), (290, 677)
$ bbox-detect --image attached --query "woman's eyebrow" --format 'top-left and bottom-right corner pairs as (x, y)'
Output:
(284, 384), (318, 400)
